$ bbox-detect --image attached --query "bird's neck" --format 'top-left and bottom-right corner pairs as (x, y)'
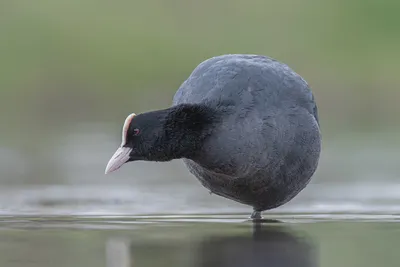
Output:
(147, 103), (218, 161)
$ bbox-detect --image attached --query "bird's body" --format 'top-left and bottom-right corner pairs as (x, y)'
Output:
(105, 54), (321, 218)
(173, 54), (321, 213)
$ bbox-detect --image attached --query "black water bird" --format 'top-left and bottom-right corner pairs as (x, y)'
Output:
(105, 54), (321, 219)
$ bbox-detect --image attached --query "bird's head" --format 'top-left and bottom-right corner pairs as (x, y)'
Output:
(105, 104), (217, 174)
(105, 112), (160, 174)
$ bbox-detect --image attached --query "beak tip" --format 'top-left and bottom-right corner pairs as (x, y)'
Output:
(104, 146), (131, 175)
(104, 162), (111, 175)
(104, 162), (116, 175)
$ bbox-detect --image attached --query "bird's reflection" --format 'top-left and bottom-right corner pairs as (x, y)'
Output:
(195, 223), (317, 267)
(106, 222), (317, 267)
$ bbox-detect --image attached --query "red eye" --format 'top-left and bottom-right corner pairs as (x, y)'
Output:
(133, 128), (140, 136)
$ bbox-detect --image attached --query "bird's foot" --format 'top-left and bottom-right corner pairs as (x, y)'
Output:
(248, 212), (280, 224)
(250, 211), (262, 220)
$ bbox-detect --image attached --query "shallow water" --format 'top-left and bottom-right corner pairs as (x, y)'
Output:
(1, 127), (399, 266)
(1, 183), (400, 218)
(0, 216), (399, 267)
(0, 182), (400, 267)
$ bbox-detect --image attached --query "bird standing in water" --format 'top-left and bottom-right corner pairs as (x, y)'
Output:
(105, 54), (321, 219)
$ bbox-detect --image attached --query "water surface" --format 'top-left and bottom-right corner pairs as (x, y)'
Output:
(0, 215), (399, 267)
(0, 126), (399, 267)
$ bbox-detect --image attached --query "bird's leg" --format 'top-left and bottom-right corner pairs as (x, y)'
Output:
(250, 210), (262, 220)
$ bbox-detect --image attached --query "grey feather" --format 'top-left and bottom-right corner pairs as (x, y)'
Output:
(173, 54), (321, 212)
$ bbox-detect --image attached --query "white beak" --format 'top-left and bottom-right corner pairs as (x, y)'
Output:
(105, 147), (132, 174)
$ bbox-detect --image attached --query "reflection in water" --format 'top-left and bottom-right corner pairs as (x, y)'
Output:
(195, 224), (317, 267)
(106, 223), (317, 267)
(106, 239), (133, 267)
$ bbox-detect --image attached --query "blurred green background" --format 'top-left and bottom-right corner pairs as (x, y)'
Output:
(0, 0), (399, 188)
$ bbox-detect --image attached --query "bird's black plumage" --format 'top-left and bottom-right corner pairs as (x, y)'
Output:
(106, 54), (321, 218)
(124, 104), (217, 161)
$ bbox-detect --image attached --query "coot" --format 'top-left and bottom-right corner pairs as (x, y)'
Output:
(105, 54), (321, 219)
